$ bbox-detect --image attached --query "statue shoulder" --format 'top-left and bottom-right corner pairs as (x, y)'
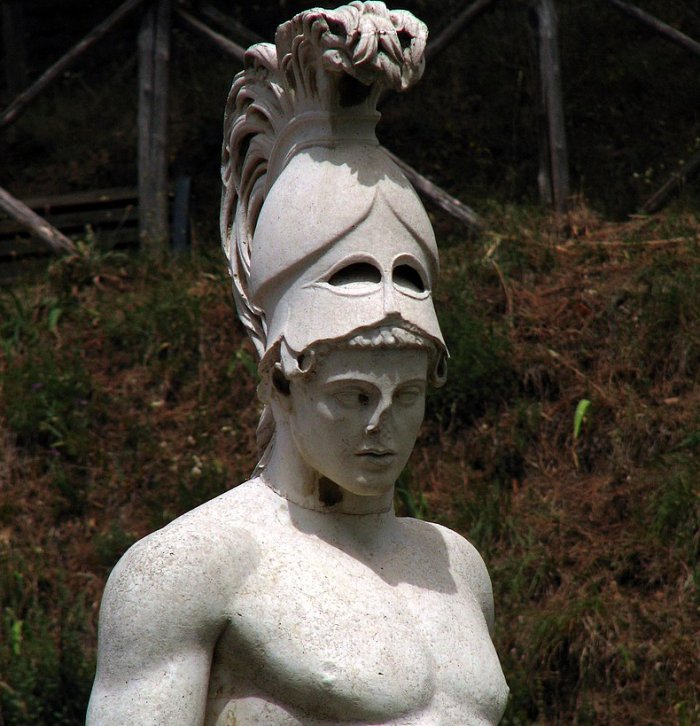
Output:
(101, 482), (262, 633)
(402, 518), (496, 633)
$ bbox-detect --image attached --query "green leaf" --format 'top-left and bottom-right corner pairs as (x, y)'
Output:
(10, 618), (23, 656)
(573, 399), (591, 440)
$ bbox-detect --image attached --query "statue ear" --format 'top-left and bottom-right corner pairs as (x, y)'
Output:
(272, 364), (291, 397)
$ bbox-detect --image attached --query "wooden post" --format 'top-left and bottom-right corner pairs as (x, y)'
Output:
(171, 176), (192, 254)
(602, 0), (700, 58)
(138, 0), (171, 256)
(0, 0), (148, 132)
(0, 187), (78, 255)
(529, 8), (552, 207)
(2, 0), (28, 97)
(529, 0), (570, 212)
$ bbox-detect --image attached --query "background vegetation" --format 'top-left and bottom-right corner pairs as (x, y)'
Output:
(1, 0), (699, 723)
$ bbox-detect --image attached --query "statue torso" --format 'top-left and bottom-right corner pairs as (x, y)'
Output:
(197, 480), (508, 725)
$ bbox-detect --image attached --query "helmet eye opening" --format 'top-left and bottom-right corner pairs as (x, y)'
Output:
(328, 262), (382, 289)
(393, 264), (426, 294)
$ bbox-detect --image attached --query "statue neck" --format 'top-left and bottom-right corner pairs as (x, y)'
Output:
(258, 420), (395, 516)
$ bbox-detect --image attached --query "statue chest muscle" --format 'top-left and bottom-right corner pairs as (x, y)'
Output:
(205, 530), (506, 724)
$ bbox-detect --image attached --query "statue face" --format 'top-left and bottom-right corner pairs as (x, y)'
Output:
(287, 347), (428, 498)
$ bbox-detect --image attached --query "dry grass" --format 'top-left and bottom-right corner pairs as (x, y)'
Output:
(409, 205), (700, 724)
(1, 208), (699, 723)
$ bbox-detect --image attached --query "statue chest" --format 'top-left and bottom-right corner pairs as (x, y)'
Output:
(206, 533), (507, 724)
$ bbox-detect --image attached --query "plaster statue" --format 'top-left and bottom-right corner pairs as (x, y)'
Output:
(87, 3), (509, 724)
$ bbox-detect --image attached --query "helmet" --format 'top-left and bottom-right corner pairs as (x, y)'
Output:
(221, 1), (445, 372)
(251, 144), (444, 368)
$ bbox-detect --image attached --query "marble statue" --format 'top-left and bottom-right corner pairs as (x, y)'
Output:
(87, 3), (509, 724)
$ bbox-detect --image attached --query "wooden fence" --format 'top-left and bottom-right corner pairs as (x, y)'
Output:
(1, 0), (699, 265)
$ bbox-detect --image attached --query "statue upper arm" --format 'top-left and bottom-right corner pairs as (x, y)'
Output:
(87, 518), (257, 725)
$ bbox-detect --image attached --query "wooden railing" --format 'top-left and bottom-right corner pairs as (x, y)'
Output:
(1, 0), (699, 261)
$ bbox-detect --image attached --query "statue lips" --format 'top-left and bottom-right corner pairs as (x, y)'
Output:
(356, 448), (397, 469)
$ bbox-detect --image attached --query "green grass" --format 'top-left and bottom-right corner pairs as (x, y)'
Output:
(0, 552), (94, 726)
(428, 255), (516, 427)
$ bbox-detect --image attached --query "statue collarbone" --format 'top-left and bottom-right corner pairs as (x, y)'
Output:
(208, 487), (506, 724)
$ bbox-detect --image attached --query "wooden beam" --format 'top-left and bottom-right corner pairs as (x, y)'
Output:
(11, 187), (139, 213)
(0, 0), (148, 132)
(602, 0), (700, 58)
(0, 206), (138, 237)
(0, 187), (78, 255)
(530, 0), (570, 212)
(383, 148), (481, 231)
(175, 8), (246, 62)
(199, 4), (265, 48)
(642, 148), (700, 214)
(426, 0), (499, 64)
(138, 0), (171, 256)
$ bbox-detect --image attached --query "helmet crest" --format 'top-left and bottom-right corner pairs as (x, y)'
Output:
(221, 2), (430, 361)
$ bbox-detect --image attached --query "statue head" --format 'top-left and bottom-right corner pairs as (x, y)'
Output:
(271, 330), (432, 502)
(221, 1), (446, 471)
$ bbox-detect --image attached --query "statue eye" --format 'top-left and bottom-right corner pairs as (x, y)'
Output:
(393, 264), (426, 294)
(333, 388), (371, 408)
(394, 385), (423, 406)
(328, 262), (381, 288)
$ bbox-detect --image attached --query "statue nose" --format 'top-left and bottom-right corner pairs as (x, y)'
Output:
(365, 394), (393, 433)
(382, 277), (401, 317)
